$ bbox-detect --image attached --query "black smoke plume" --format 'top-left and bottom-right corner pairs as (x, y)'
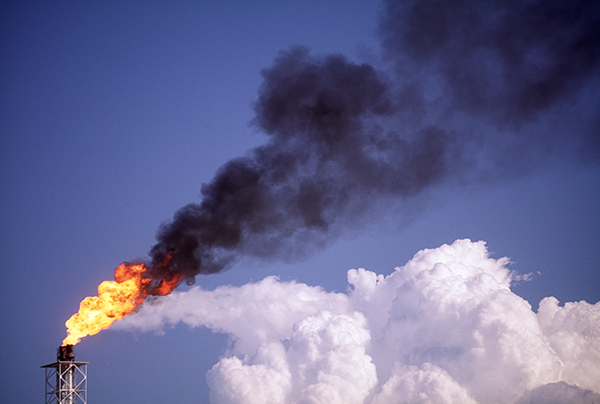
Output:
(145, 0), (600, 289)
(380, 0), (600, 125)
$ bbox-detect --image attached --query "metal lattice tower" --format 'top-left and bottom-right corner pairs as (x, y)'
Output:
(41, 345), (87, 404)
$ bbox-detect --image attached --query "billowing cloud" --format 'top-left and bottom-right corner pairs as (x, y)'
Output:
(537, 296), (600, 391)
(207, 311), (377, 404)
(118, 239), (600, 403)
(516, 382), (600, 404)
(370, 363), (477, 404)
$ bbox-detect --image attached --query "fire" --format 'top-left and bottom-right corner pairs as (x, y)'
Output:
(153, 273), (184, 296)
(62, 263), (151, 346)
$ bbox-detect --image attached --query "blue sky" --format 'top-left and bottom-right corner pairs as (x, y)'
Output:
(1, 1), (599, 403)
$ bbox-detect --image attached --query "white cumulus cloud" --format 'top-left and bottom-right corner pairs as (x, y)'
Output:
(118, 239), (600, 403)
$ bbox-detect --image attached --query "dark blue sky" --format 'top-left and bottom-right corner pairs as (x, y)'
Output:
(1, 1), (599, 403)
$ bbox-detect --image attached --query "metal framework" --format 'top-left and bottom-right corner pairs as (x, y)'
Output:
(42, 358), (88, 404)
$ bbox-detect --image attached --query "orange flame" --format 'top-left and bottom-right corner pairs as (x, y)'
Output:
(153, 273), (184, 296)
(62, 263), (151, 346)
(62, 253), (184, 346)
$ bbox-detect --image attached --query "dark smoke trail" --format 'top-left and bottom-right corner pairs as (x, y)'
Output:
(144, 0), (600, 289)
(381, 0), (600, 120)
(147, 47), (459, 285)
